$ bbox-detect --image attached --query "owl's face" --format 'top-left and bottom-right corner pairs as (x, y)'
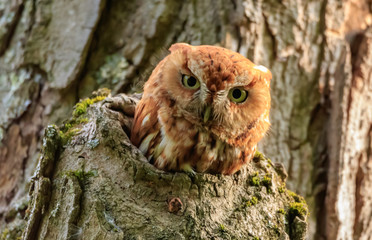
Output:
(147, 43), (271, 147)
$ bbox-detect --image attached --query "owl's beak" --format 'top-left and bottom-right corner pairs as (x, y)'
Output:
(203, 105), (212, 123)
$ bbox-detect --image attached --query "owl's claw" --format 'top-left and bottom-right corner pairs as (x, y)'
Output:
(186, 170), (196, 179)
(102, 93), (141, 136)
(102, 93), (141, 117)
(181, 164), (196, 178)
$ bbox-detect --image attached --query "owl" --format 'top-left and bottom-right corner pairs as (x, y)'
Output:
(131, 43), (271, 175)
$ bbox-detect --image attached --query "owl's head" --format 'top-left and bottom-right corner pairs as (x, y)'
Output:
(146, 43), (271, 147)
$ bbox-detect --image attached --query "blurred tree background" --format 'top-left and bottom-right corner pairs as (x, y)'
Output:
(0, 0), (371, 239)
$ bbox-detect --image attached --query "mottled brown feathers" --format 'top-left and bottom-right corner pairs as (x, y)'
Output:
(131, 43), (271, 175)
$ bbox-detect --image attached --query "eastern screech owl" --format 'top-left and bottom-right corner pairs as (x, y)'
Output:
(131, 43), (271, 175)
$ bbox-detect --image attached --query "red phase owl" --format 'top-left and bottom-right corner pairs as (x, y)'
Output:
(131, 43), (271, 175)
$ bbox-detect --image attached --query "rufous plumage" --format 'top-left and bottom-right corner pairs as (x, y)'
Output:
(131, 43), (271, 175)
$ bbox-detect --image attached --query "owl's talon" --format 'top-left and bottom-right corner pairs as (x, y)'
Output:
(102, 94), (141, 136)
(181, 164), (196, 178)
(186, 170), (196, 179)
(102, 93), (140, 117)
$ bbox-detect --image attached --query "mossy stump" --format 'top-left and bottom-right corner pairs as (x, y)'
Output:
(15, 93), (308, 240)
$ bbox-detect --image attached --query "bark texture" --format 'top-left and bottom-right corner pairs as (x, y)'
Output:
(0, 0), (371, 239)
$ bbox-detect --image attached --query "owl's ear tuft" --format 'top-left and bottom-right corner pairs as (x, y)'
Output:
(253, 65), (272, 82)
(169, 43), (192, 53)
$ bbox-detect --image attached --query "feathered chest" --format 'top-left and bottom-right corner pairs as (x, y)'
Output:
(131, 99), (255, 175)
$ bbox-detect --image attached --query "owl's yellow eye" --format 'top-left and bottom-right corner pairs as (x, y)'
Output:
(182, 75), (200, 90)
(228, 88), (248, 103)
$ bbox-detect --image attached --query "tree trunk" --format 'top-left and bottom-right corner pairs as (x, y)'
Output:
(0, 0), (371, 239)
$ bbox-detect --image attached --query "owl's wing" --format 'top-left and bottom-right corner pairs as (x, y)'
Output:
(130, 97), (161, 156)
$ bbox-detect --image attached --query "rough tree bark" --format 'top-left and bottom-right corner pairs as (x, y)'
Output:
(0, 0), (371, 239)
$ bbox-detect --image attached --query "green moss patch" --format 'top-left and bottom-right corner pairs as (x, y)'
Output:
(236, 196), (260, 210)
(287, 202), (309, 223)
(73, 95), (106, 118)
(0, 222), (25, 240)
(59, 128), (79, 146)
(65, 170), (98, 188)
(59, 117), (88, 145)
(249, 171), (261, 187)
(250, 196), (258, 205)
(253, 151), (265, 162)
(0, 228), (9, 240)
(58, 91), (108, 146)
(249, 172), (273, 193)
(271, 224), (280, 235)
(284, 190), (309, 226)
(69, 170), (97, 181)
(278, 186), (285, 193)
(218, 224), (227, 233)
(277, 208), (285, 214)
(287, 190), (306, 204)
(249, 175), (260, 187)
(261, 174), (272, 192)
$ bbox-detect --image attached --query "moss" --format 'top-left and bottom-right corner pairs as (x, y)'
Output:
(262, 175), (272, 188)
(59, 128), (80, 146)
(250, 176), (260, 187)
(253, 151), (265, 162)
(218, 224), (227, 234)
(58, 94), (99, 146)
(91, 88), (111, 98)
(287, 190), (306, 204)
(249, 172), (260, 187)
(262, 174), (272, 193)
(287, 202), (309, 223)
(1, 228), (9, 240)
(250, 196), (258, 205)
(285, 189), (308, 224)
(66, 170), (98, 185)
(278, 186), (285, 193)
(249, 172), (273, 193)
(58, 115), (89, 146)
(242, 196), (259, 208)
(73, 95), (106, 118)
(0, 222), (25, 240)
(254, 192), (263, 200)
(272, 224), (280, 235)
(74, 170), (97, 181)
(278, 208), (285, 214)
(60, 117), (88, 133)
(217, 224), (237, 239)
(58, 93), (106, 145)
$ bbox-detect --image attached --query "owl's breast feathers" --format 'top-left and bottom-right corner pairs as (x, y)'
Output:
(131, 97), (256, 175)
